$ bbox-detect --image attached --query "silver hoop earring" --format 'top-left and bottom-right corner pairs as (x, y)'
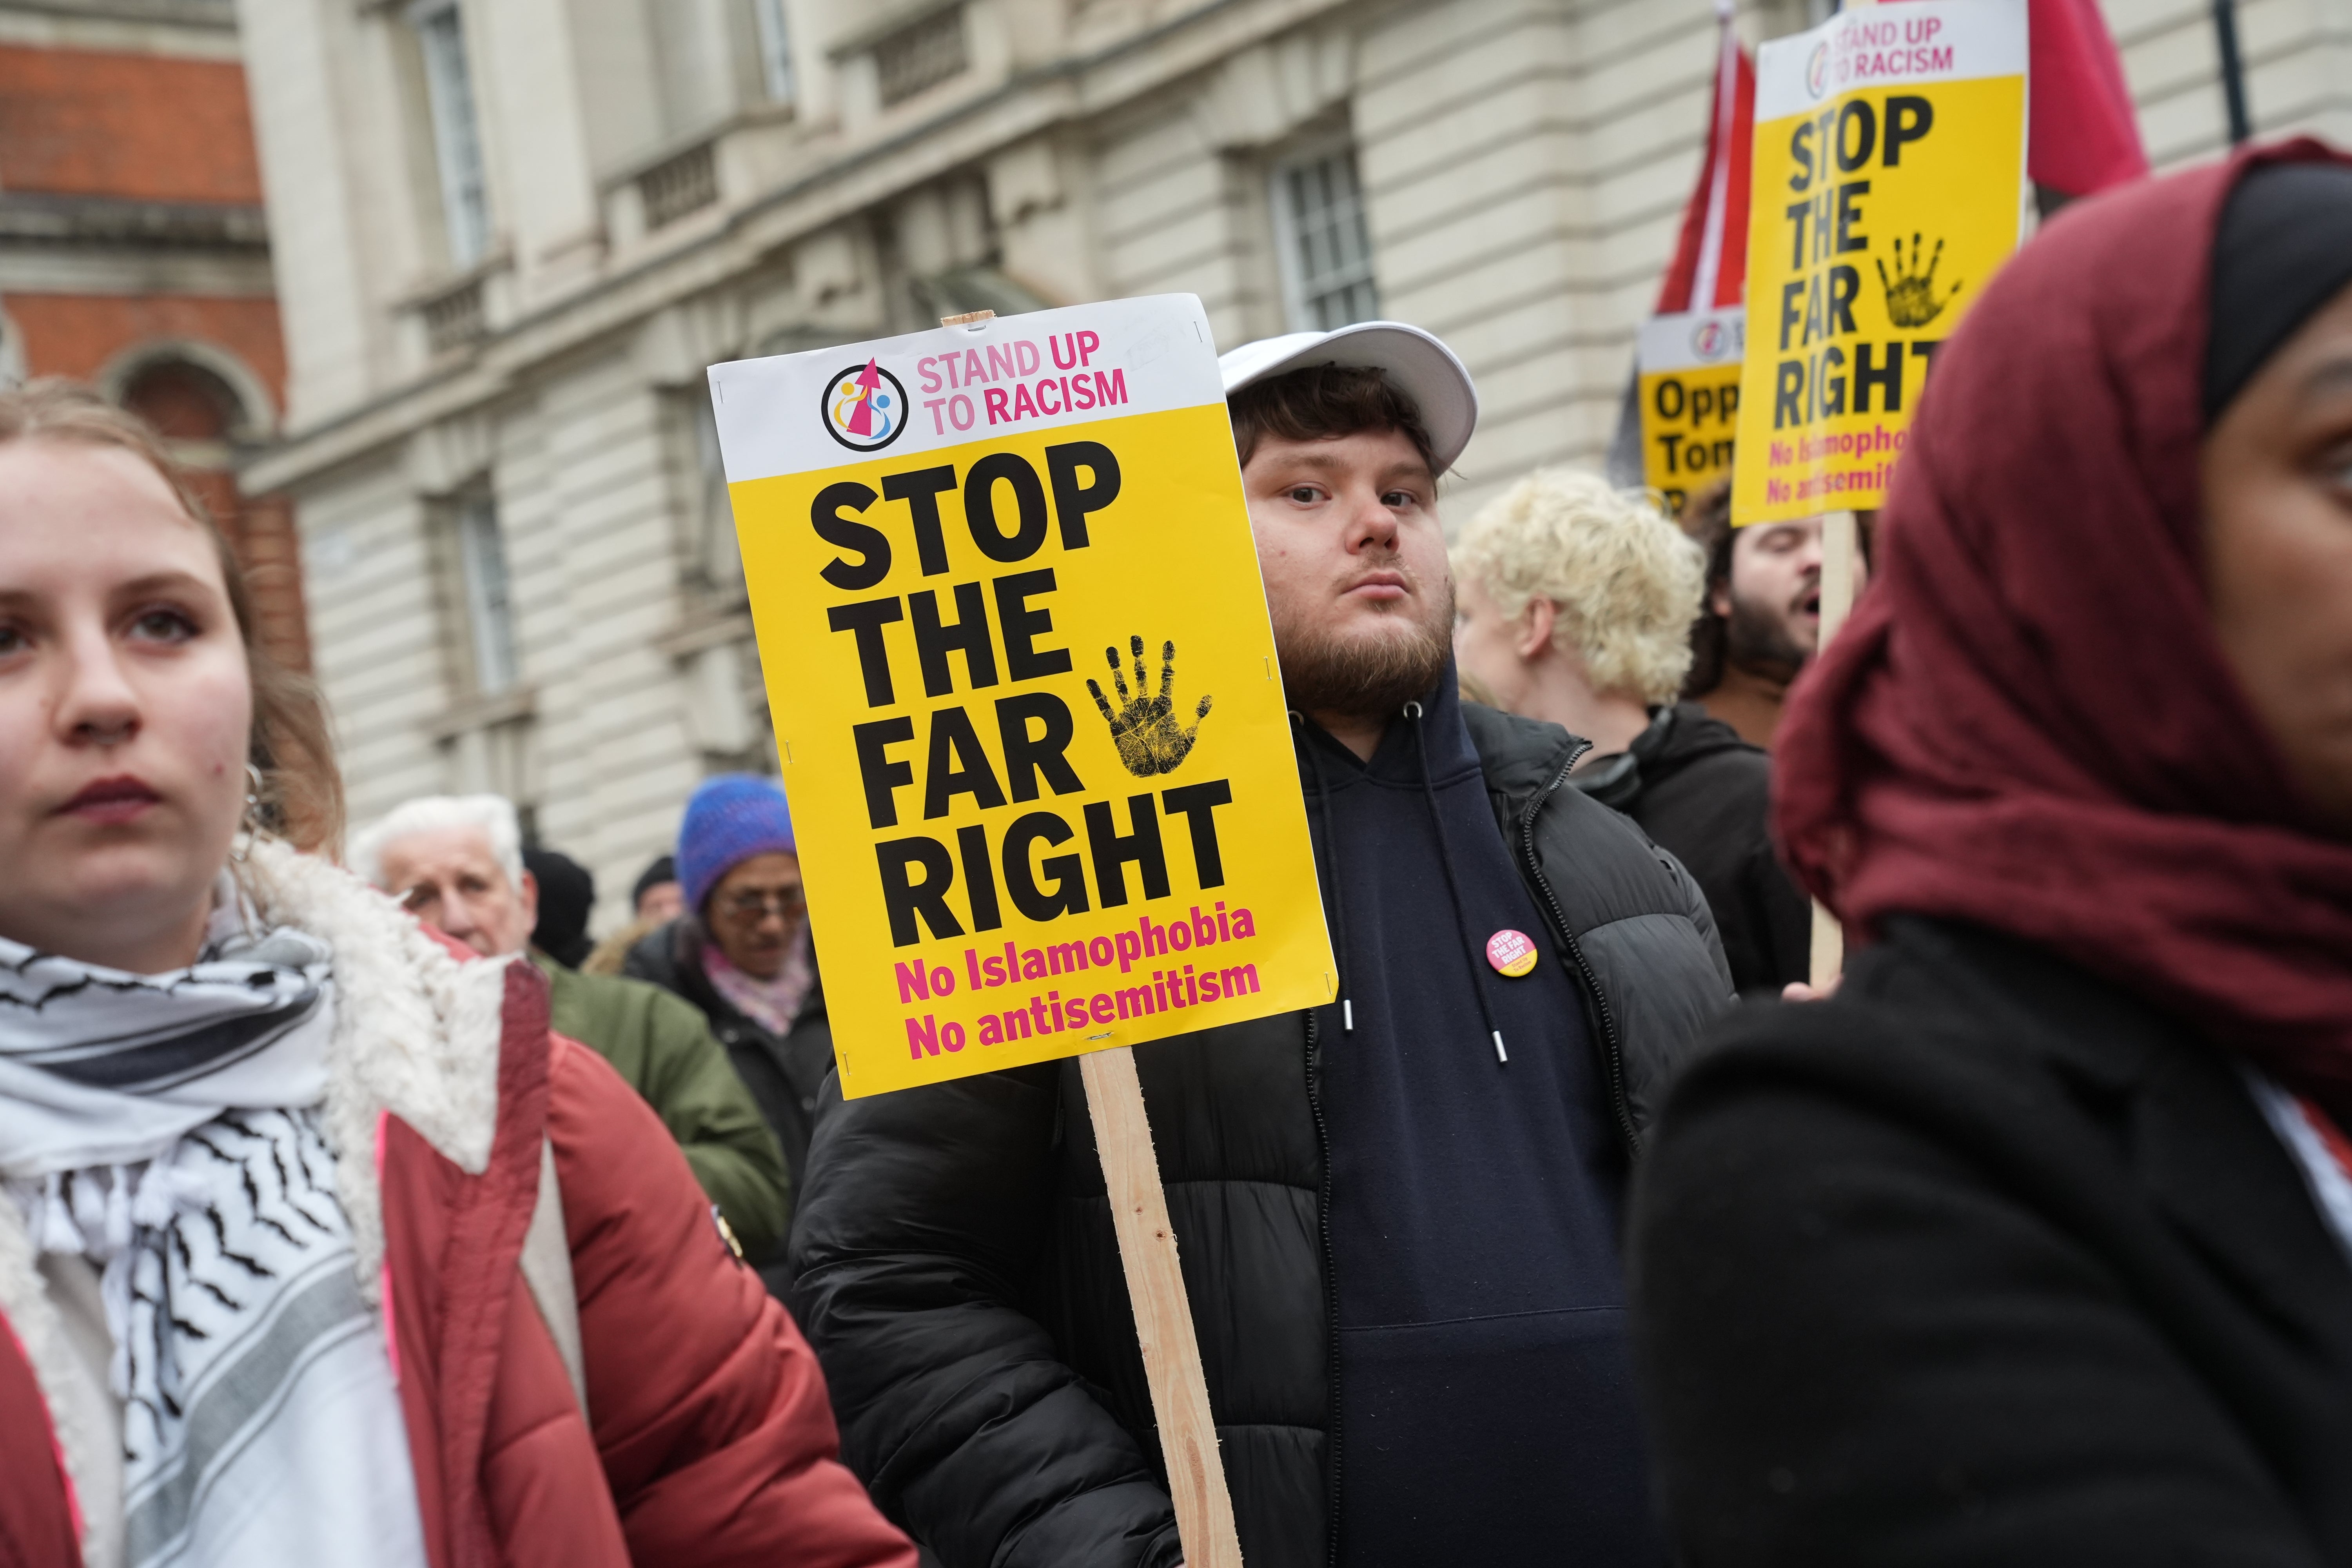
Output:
(231, 763), (265, 860)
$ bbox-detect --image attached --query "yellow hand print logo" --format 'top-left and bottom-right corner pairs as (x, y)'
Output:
(1088, 635), (1213, 777)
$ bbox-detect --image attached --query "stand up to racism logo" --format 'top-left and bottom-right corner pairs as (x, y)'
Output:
(822, 358), (911, 452)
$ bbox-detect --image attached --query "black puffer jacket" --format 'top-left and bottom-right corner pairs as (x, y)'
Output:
(1575, 702), (1811, 995)
(788, 706), (1733, 1568)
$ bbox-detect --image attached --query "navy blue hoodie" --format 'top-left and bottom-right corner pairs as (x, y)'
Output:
(1295, 670), (1657, 1566)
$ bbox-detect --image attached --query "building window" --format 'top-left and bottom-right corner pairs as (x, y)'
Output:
(1273, 147), (1379, 332)
(413, 0), (491, 268)
(665, 386), (742, 594)
(454, 490), (519, 693)
(875, 7), (966, 108)
(752, 0), (795, 105)
(118, 359), (251, 468)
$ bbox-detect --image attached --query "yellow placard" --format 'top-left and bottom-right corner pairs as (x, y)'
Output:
(1637, 307), (1745, 514)
(1731, 0), (2027, 523)
(708, 296), (1334, 1098)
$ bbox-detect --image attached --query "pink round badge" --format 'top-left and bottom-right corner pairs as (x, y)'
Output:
(1485, 929), (1538, 978)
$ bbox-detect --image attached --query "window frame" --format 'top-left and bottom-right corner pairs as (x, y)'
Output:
(677, 384), (744, 593)
(751, 0), (796, 106)
(452, 488), (520, 695)
(1269, 142), (1381, 334)
(408, 0), (492, 269)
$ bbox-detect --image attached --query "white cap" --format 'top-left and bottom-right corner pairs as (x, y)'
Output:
(1218, 321), (1479, 472)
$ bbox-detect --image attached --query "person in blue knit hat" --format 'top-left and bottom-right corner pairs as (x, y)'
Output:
(624, 774), (830, 1285)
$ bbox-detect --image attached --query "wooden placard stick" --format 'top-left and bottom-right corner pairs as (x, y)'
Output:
(1807, 508), (1859, 990)
(1080, 1046), (1246, 1568)
(1806, 0), (1870, 986)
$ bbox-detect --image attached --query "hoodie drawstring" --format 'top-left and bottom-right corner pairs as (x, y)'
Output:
(1292, 711), (1353, 1031)
(1407, 701), (1511, 1065)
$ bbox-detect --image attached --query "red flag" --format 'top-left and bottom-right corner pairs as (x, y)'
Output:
(1886, 0), (2148, 197)
(2022, 0), (2148, 195)
(1655, 0), (1755, 314)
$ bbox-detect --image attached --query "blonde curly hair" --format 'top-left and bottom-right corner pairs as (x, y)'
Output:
(1453, 468), (1706, 706)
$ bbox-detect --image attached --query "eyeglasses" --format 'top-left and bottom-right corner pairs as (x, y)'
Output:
(719, 887), (806, 920)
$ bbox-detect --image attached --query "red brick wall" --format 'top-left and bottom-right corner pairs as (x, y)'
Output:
(186, 478), (311, 674)
(0, 45), (263, 203)
(1, 41), (309, 672)
(11, 294), (285, 410)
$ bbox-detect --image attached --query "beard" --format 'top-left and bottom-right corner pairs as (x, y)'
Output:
(1724, 584), (1810, 684)
(1278, 578), (1455, 723)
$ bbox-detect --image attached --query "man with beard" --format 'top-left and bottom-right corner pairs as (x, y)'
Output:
(788, 323), (1734, 1568)
(1678, 479), (1868, 749)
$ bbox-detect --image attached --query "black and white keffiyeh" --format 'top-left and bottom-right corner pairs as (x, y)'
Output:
(2, 881), (425, 1568)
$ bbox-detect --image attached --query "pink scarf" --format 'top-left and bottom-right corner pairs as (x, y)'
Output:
(702, 931), (815, 1037)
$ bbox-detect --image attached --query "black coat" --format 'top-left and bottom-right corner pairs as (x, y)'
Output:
(621, 917), (834, 1209)
(1575, 703), (1811, 995)
(1628, 916), (2352, 1564)
(789, 705), (1734, 1568)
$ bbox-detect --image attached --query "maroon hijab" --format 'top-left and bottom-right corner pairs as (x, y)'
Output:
(1777, 141), (2352, 1119)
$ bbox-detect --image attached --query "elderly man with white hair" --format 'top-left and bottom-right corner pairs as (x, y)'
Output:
(353, 794), (791, 1262)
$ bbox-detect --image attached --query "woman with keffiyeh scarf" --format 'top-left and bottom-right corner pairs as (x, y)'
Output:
(0, 380), (915, 1568)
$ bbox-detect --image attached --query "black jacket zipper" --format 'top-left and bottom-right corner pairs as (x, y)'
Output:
(1515, 745), (1642, 1158)
(1304, 1006), (1343, 1567)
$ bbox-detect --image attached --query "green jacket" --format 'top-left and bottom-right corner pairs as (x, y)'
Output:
(533, 952), (791, 1260)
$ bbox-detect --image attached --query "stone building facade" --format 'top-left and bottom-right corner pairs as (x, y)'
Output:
(236, 0), (2339, 922)
(0, 0), (307, 671)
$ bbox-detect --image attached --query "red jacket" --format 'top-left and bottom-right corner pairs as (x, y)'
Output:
(0, 860), (913, 1568)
